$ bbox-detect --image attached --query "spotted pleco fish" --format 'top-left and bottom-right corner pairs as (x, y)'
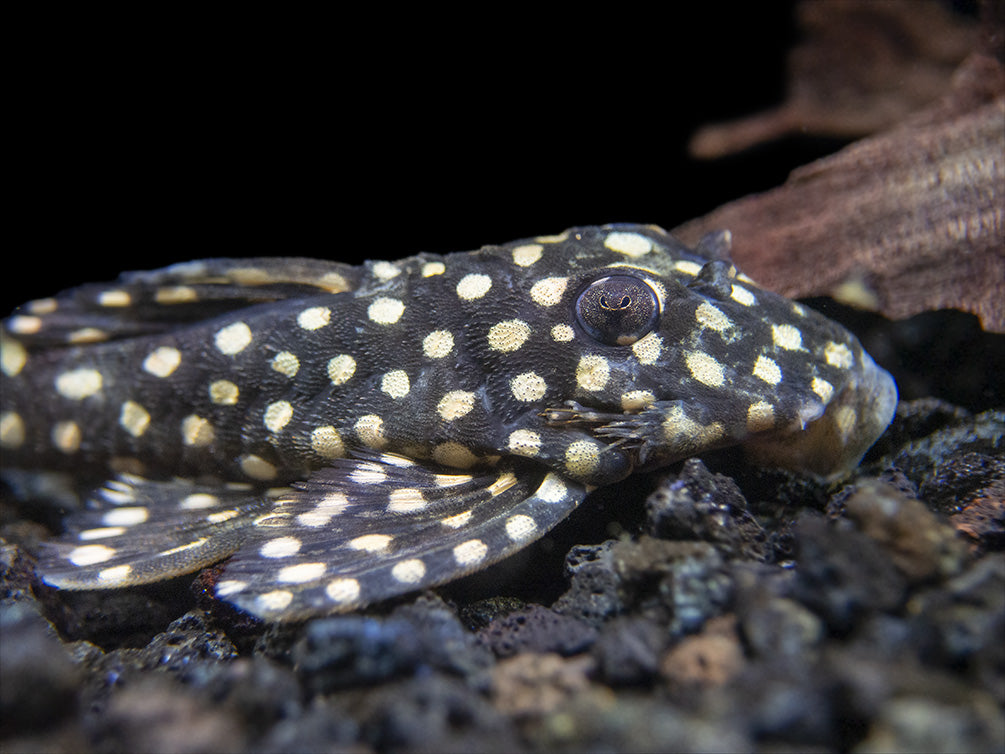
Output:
(0, 225), (897, 620)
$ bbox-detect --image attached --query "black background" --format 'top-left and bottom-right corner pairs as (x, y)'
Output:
(7, 5), (811, 305)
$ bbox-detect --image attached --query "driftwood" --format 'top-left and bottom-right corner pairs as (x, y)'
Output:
(674, 51), (1004, 332)
(689, 0), (979, 158)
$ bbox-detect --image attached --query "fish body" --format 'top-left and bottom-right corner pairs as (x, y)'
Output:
(0, 225), (897, 620)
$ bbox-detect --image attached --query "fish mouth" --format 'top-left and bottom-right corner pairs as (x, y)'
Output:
(742, 350), (898, 479)
(543, 347), (898, 481)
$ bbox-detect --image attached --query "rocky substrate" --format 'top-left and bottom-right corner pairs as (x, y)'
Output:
(2, 315), (1004, 754)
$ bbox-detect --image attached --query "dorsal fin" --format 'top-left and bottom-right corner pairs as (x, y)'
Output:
(4, 257), (360, 347)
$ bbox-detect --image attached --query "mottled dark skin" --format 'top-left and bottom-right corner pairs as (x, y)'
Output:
(0, 225), (896, 620)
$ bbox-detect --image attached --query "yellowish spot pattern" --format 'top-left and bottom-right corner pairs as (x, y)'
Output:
(422, 261), (445, 277)
(52, 421), (82, 453)
(264, 401), (294, 433)
(530, 277), (567, 307)
(512, 244), (543, 266)
(391, 559), (426, 583)
(437, 390), (476, 421)
(327, 355), (356, 385)
(632, 333), (662, 365)
(182, 415), (215, 446)
(311, 426), (345, 459)
(487, 320), (531, 352)
(1, 337), (27, 377)
(119, 401), (151, 437)
(209, 380), (240, 405)
(696, 302), (731, 332)
(56, 368), (103, 400)
(753, 355), (782, 385)
(510, 372), (547, 402)
(297, 306), (330, 331)
(685, 351), (725, 387)
(355, 415), (386, 449)
(143, 347), (182, 378)
(0, 412), (25, 448)
(505, 514), (537, 542)
(368, 298), (405, 325)
(551, 324), (575, 342)
(432, 442), (478, 469)
(772, 324), (803, 351)
(604, 231), (652, 257)
(215, 322), (253, 355)
(99, 290), (131, 307)
(271, 351), (300, 377)
(565, 440), (601, 479)
(747, 400), (775, 432)
(326, 578), (360, 604)
(453, 539), (488, 566)
(381, 370), (411, 399)
(0, 223), (897, 623)
(241, 454), (277, 480)
(576, 355), (610, 391)
(456, 274), (492, 300)
(507, 429), (541, 457)
(824, 341), (854, 370)
(423, 330), (454, 358)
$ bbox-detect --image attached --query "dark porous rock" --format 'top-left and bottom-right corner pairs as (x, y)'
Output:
(88, 674), (245, 754)
(70, 610), (238, 700)
(951, 491), (1005, 554)
(876, 403), (1005, 509)
(0, 540), (42, 603)
(826, 468), (919, 519)
(390, 594), (496, 685)
(817, 645), (1005, 754)
(564, 540), (617, 574)
(610, 537), (733, 637)
(143, 610), (239, 674)
(841, 479), (972, 584)
(590, 615), (667, 686)
(739, 592), (824, 660)
(791, 512), (907, 634)
(659, 614), (746, 693)
(856, 696), (1005, 754)
(291, 614), (423, 692)
(458, 595), (527, 631)
(528, 688), (750, 753)
(257, 697), (360, 754)
(251, 620), (303, 663)
(919, 450), (1005, 516)
(644, 458), (768, 561)
(64, 614), (240, 727)
(867, 398), (974, 458)
(905, 554), (1005, 682)
(0, 599), (80, 737)
(805, 644), (1000, 751)
(357, 674), (520, 754)
(41, 575), (196, 649)
(725, 660), (846, 750)
(184, 656), (304, 737)
(490, 651), (595, 718)
(291, 596), (494, 693)
(732, 560), (825, 659)
(551, 541), (625, 626)
(477, 603), (597, 658)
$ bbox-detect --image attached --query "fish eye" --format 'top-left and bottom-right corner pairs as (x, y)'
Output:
(575, 274), (660, 346)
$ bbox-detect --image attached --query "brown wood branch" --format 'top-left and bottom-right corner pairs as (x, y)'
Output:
(689, 0), (979, 158)
(674, 54), (1005, 333)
